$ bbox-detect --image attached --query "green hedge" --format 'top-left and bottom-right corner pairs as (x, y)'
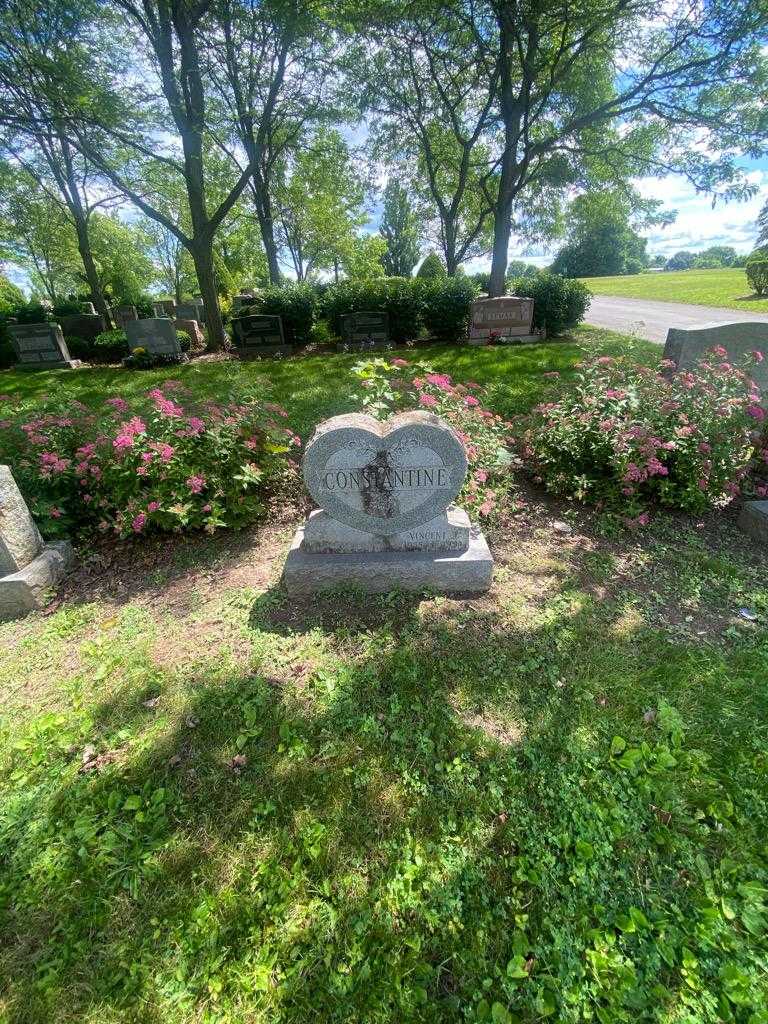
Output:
(510, 272), (591, 335)
(320, 278), (424, 344)
(239, 283), (318, 345)
(419, 277), (479, 341)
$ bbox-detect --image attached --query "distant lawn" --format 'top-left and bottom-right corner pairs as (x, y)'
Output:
(581, 267), (768, 313)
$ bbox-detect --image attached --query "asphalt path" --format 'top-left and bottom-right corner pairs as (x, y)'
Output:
(585, 294), (768, 344)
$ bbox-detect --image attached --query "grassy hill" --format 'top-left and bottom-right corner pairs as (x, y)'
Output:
(580, 266), (768, 313)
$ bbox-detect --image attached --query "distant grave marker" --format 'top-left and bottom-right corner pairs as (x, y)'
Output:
(126, 318), (181, 356)
(8, 323), (82, 370)
(468, 296), (537, 344)
(338, 311), (390, 352)
(59, 312), (106, 342)
(176, 300), (204, 322)
(231, 313), (291, 358)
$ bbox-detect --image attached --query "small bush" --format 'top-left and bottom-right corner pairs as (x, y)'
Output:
(350, 356), (514, 521)
(0, 380), (298, 539)
(746, 248), (768, 296)
(93, 329), (129, 363)
(64, 335), (90, 360)
(8, 301), (54, 325)
(240, 283), (317, 345)
(510, 272), (591, 335)
(52, 299), (87, 318)
(519, 349), (764, 524)
(419, 277), (479, 342)
(416, 252), (447, 279)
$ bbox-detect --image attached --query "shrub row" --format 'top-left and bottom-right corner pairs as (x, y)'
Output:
(236, 273), (591, 345)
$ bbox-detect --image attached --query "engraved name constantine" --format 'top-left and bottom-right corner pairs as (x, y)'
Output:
(320, 465), (452, 491)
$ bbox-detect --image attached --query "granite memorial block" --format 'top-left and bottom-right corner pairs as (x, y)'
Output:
(8, 323), (82, 370)
(739, 501), (768, 545)
(126, 318), (181, 356)
(59, 312), (106, 342)
(664, 322), (768, 390)
(282, 410), (493, 594)
(232, 313), (291, 357)
(176, 300), (204, 322)
(152, 301), (168, 317)
(0, 465), (74, 619)
(338, 311), (390, 352)
(469, 296), (537, 345)
(115, 304), (138, 328)
(175, 318), (204, 351)
(160, 299), (177, 316)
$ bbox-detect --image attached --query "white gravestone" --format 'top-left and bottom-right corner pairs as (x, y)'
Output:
(282, 411), (493, 594)
(0, 466), (74, 618)
(8, 323), (82, 370)
(126, 318), (181, 356)
(663, 322), (768, 390)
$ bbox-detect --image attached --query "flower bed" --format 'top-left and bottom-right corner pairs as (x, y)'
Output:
(519, 348), (765, 525)
(350, 357), (514, 520)
(0, 381), (298, 539)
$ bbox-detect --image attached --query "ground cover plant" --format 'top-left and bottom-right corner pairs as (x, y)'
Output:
(0, 374), (298, 540)
(1, 329), (767, 1023)
(521, 349), (766, 526)
(579, 268), (768, 313)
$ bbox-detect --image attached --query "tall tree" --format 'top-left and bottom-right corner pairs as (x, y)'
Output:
(0, 1), (119, 323)
(758, 196), (768, 247)
(276, 128), (367, 280)
(58, 1), (261, 347)
(379, 179), (422, 276)
(208, 0), (340, 285)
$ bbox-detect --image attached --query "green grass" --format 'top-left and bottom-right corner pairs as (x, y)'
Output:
(1, 329), (767, 1024)
(580, 267), (768, 313)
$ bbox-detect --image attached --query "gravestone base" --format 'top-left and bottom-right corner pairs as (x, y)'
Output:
(0, 540), (74, 619)
(282, 521), (492, 595)
(236, 344), (293, 359)
(738, 501), (768, 544)
(16, 358), (83, 371)
(336, 340), (392, 353)
(302, 507), (471, 553)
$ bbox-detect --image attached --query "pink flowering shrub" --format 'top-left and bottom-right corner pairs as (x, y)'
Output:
(0, 381), (298, 539)
(351, 357), (513, 520)
(519, 349), (765, 523)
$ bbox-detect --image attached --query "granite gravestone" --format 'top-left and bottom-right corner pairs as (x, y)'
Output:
(338, 311), (390, 352)
(469, 296), (537, 345)
(8, 323), (82, 370)
(232, 292), (256, 312)
(0, 465), (74, 618)
(126, 318), (181, 356)
(59, 313), (106, 343)
(152, 301), (168, 317)
(160, 299), (177, 316)
(176, 300), (204, 322)
(175, 318), (204, 351)
(282, 411), (493, 594)
(663, 322), (768, 390)
(115, 305), (138, 328)
(231, 313), (291, 358)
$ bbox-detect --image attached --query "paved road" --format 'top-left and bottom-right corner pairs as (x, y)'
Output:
(586, 294), (768, 344)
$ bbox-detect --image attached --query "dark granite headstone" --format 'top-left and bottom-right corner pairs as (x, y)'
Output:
(115, 305), (138, 328)
(338, 311), (390, 352)
(663, 322), (768, 391)
(231, 313), (291, 357)
(126, 318), (181, 356)
(8, 323), (82, 370)
(176, 301), (204, 322)
(59, 313), (106, 342)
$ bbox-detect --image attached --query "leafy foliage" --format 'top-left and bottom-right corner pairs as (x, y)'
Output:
(0, 379), (298, 538)
(240, 283), (319, 346)
(416, 251), (447, 279)
(520, 350), (765, 522)
(510, 273), (591, 335)
(746, 248), (768, 297)
(420, 276), (479, 341)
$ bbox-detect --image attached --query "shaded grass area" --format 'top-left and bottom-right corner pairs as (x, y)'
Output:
(0, 326), (658, 438)
(581, 267), (768, 314)
(1, 327), (767, 1022)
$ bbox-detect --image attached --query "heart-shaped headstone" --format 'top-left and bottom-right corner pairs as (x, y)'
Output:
(302, 411), (468, 537)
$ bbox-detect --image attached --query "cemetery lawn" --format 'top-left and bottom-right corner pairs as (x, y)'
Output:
(2, 326), (768, 1023)
(581, 266), (768, 313)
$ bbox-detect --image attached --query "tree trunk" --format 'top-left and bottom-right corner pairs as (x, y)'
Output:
(488, 209), (512, 296)
(72, 213), (115, 327)
(190, 241), (226, 350)
(252, 184), (281, 285)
